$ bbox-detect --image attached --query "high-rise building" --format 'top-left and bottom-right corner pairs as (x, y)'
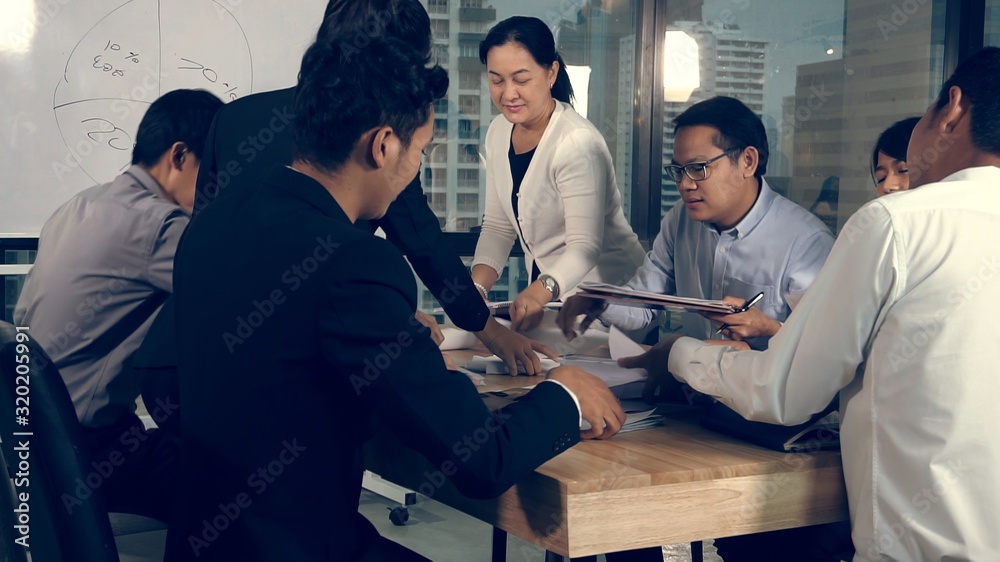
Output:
(419, 0), (510, 318)
(423, 0), (497, 234)
(789, 0), (946, 228)
(660, 21), (767, 216)
(615, 33), (636, 220)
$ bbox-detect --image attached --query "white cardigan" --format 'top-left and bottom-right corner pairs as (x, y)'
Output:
(472, 102), (645, 296)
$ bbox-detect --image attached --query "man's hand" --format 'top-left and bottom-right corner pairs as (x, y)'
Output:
(547, 365), (627, 439)
(618, 336), (749, 403)
(510, 281), (552, 333)
(616, 334), (682, 404)
(441, 351), (458, 371)
(556, 295), (606, 341)
(475, 317), (557, 376)
(414, 310), (444, 346)
(704, 296), (781, 341)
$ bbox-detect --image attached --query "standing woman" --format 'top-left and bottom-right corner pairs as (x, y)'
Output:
(471, 16), (645, 332)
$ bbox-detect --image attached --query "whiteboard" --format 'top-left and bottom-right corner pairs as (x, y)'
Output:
(0, 0), (328, 235)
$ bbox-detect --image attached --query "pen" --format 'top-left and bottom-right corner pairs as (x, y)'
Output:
(715, 291), (765, 335)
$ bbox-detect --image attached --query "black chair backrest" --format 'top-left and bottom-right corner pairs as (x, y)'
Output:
(0, 321), (119, 562)
(0, 446), (29, 562)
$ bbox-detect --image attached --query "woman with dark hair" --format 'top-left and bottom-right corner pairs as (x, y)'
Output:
(471, 16), (644, 333)
(808, 175), (840, 232)
(871, 117), (920, 197)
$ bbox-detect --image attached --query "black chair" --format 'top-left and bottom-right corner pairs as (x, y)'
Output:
(0, 321), (163, 561)
(0, 446), (29, 562)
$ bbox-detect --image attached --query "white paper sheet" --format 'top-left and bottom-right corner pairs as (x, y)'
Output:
(608, 325), (645, 361)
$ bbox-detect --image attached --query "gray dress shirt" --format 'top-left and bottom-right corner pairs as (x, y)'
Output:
(15, 166), (188, 427)
(601, 179), (834, 350)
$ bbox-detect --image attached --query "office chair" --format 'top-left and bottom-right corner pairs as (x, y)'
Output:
(0, 321), (164, 562)
(0, 447), (29, 562)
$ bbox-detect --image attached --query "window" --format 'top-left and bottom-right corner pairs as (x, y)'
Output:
(458, 70), (481, 90)
(457, 193), (479, 212)
(458, 95), (480, 115)
(661, 1), (947, 233)
(460, 20), (487, 33)
(988, 0), (1000, 45)
(457, 169), (479, 187)
(427, 0), (448, 15)
(459, 43), (479, 58)
(430, 19), (449, 40)
(432, 44), (449, 65)
(432, 118), (447, 140)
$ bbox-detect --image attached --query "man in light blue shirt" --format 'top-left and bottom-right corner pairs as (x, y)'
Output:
(559, 96), (834, 351)
(558, 96), (848, 562)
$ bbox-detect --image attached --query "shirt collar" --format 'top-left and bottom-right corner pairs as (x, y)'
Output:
(707, 178), (776, 238)
(123, 165), (171, 202)
(263, 165), (351, 223)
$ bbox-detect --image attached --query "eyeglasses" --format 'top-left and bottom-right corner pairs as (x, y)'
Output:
(664, 147), (744, 183)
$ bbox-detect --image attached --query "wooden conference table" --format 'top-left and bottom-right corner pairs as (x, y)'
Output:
(364, 349), (849, 560)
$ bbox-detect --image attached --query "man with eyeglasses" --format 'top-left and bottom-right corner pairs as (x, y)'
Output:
(559, 95), (834, 351)
(557, 96), (848, 562)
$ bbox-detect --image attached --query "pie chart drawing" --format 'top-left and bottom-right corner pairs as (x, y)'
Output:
(54, 0), (252, 184)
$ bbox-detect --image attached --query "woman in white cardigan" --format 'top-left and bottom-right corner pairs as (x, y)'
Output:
(471, 16), (645, 333)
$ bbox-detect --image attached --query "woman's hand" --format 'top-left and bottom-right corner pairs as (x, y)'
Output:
(510, 281), (553, 332)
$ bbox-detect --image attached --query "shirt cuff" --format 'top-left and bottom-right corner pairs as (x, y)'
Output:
(666, 336), (705, 384)
(538, 379), (582, 425)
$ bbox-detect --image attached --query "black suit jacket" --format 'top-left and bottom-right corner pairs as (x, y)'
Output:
(163, 167), (580, 562)
(194, 87), (488, 331)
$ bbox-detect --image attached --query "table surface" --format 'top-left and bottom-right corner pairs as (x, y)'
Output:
(365, 347), (849, 558)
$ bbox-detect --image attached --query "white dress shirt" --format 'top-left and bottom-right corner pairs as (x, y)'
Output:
(602, 179), (834, 350)
(668, 166), (1000, 561)
(473, 101), (645, 295)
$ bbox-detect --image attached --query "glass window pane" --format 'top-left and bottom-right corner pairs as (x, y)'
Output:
(988, 0), (1000, 45)
(420, 0), (643, 234)
(662, 0), (947, 233)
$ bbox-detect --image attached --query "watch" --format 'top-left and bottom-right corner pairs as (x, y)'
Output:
(537, 274), (560, 301)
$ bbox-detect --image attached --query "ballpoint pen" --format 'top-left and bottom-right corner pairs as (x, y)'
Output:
(715, 291), (765, 335)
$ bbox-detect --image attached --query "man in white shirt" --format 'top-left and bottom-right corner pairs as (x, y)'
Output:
(631, 47), (1000, 561)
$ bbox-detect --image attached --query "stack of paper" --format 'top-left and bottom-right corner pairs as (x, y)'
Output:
(576, 282), (736, 314)
(581, 400), (664, 433)
(465, 355), (561, 375)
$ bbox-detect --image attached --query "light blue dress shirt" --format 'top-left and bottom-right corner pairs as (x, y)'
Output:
(601, 179), (834, 350)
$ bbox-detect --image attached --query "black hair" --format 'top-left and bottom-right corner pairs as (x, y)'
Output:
(319, 0), (431, 62)
(933, 46), (1000, 155)
(809, 176), (839, 213)
(672, 96), (769, 179)
(293, 36), (448, 173)
(131, 89), (222, 166)
(479, 16), (574, 105)
(870, 117), (919, 184)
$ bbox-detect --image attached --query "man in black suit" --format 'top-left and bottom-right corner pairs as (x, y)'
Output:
(195, 0), (550, 372)
(164, 30), (625, 562)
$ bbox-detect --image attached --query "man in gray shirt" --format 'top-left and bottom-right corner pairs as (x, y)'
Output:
(15, 89), (222, 520)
